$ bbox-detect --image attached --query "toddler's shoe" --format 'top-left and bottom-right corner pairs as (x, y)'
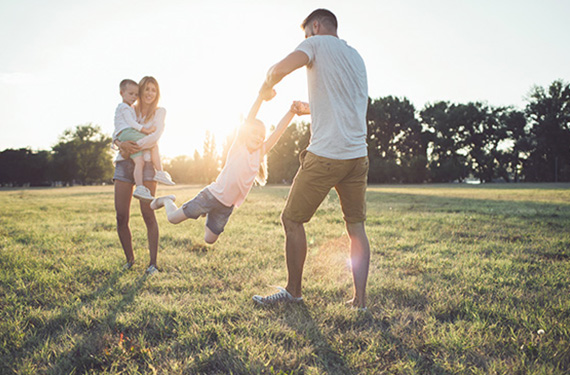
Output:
(133, 185), (154, 202)
(154, 171), (175, 185)
(150, 195), (176, 210)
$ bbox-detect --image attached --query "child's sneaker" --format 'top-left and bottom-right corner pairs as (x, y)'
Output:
(154, 171), (175, 185)
(150, 195), (176, 210)
(252, 286), (303, 306)
(123, 261), (134, 270)
(133, 185), (154, 201)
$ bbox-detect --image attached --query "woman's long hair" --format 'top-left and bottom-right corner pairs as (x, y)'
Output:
(135, 76), (160, 123)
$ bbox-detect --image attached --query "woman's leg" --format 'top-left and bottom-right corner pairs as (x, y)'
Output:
(141, 181), (159, 267)
(114, 180), (135, 263)
(150, 145), (164, 172)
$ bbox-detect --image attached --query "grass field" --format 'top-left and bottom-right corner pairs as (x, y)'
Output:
(1, 183), (569, 374)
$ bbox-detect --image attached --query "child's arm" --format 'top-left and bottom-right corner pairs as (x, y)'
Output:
(245, 91), (276, 124)
(262, 102), (299, 155)
(119, 105), (145, 132)
(291, 101), (310, 116)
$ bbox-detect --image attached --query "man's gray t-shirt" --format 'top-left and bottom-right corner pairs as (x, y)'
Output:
(295, 35), (368, 160)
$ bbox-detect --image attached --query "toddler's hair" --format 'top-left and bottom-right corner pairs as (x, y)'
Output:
(119, 79), (138, 91)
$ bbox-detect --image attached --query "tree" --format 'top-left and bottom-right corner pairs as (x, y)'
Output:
(51, 124), (113, 185)
(0, 148), (52, 186)
(267, 121), (310, 183)
(524, 80), (570, 182)
(200, 131), (219, 184)
(421, 102), (470, 182)
(367, 96), (428, 183)
(496, 108), (527, 182)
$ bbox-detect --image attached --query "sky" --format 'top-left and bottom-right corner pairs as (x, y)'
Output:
(1, 0), (569, 158)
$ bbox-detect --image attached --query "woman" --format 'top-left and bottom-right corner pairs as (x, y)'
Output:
(113, 76), (166, 275)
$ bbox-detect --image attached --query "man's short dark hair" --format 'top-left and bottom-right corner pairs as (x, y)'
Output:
(120, 79), (138, 91)
(301, 9), (337, 30)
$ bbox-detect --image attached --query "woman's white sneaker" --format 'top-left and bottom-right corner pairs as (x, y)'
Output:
(146, 264), (159, 275)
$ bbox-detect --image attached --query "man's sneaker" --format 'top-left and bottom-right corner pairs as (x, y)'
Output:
(146, 264), (159, 275)
(133, 185), (154, 202)
(252, 286), (303, 306)
(150, 195), (176, 210)
(123, 261), (134, 270)
(154, 171), (175, 186)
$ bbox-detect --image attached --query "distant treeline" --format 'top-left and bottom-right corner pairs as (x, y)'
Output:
(1, 80), (569, 186)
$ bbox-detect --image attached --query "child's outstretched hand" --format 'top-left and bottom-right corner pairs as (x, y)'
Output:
(291, 101), (310, 115)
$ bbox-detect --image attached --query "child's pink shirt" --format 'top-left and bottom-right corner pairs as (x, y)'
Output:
(207, 141), (263, 208)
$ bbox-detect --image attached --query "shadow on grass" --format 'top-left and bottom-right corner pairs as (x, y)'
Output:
(10, 268), (148, 374)
(274, 302), (357, 375)
(49, 272), (150, 374)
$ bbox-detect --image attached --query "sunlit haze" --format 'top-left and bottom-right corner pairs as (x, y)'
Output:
(1, 0), (569, 158)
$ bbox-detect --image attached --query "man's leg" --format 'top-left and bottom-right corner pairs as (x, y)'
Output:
(282, 215), (307, 299)
(346, 221), (370, 308)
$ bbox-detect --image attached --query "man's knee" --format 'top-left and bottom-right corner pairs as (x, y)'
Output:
(281, 213), (303, 233)
(346, 220), (367, 237)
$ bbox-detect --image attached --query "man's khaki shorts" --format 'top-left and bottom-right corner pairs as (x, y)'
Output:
(282, 150), (369, 223)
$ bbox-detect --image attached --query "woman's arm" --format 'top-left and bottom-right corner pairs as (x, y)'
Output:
(137, 108), (166, 149)
(116, 140), (141, 159)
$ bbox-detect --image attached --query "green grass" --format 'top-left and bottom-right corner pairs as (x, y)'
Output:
(1, 183), (569, 374)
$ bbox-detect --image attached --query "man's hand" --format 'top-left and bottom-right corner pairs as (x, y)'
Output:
(259, 82), (277, 101)
(119, 141), (141, 159)
(291, 101), (310, 115)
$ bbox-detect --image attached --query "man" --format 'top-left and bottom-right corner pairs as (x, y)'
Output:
(252, 9), (370, 310)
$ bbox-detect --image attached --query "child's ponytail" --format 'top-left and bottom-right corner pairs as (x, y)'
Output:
(255, 154), (268, 186)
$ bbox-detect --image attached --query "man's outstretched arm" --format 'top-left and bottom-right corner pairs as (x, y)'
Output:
(259, 50), (309, 100)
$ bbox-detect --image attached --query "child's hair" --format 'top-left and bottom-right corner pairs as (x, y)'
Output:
(257, 153), (268, 187)
(119, 79), (138, 92)
(134, 76), (161, 124)
(239, 119), (268, 186)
